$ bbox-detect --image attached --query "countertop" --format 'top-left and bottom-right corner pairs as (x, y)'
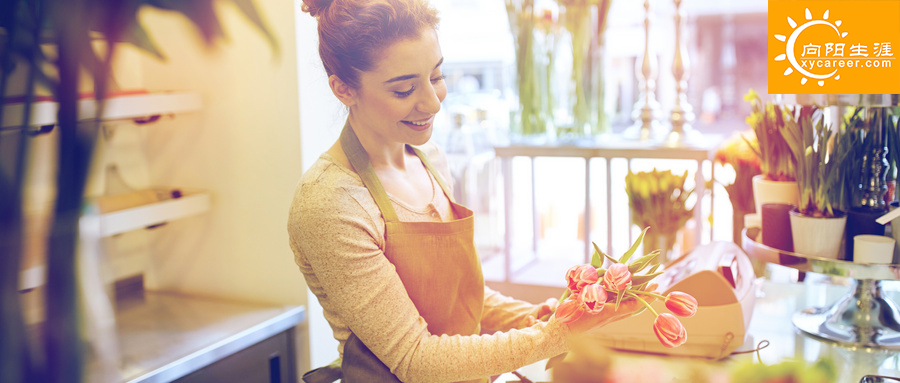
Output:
(498, 277), (900, 382)
(85, 291), (305, 383)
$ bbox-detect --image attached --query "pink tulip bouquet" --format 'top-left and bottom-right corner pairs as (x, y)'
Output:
(552, 228), (698, 348)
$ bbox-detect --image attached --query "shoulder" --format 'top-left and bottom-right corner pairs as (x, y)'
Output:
(288, 154), (382, 237)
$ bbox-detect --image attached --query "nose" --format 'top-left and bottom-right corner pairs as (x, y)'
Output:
(417, 81), (444, 115)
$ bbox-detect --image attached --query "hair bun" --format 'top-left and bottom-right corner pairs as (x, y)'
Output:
(301, 0), (335, 17)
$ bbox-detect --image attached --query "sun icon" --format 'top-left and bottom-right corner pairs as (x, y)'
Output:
(773, 8), (847, 86)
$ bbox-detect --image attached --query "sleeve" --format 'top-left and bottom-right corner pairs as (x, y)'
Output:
(291, 178), (570, 383)
(481, 287), (541, 332)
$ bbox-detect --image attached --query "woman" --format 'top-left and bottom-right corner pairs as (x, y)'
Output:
(289, 0), (645, 381)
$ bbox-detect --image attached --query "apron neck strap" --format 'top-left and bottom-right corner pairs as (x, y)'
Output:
(339, 121), (458, 223)
(340, 122), (400, 223)
(407, 145), (455, 204)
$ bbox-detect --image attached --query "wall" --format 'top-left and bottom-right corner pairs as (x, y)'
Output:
(134, 1), (307, 307)
(295, 2), (346, 369)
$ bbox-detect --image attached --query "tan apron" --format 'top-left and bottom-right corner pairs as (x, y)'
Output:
(303, 123), (487, 383)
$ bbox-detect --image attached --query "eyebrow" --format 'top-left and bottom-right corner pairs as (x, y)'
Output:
(384, 57), (444, 83)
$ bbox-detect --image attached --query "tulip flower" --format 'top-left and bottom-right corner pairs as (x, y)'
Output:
(554, 297), (586, 324)
(566, 264), (599, 294)
(653, 313), (687, 348)
(603, 263), (632, 292)
(579, 284), (607, 314)
(665, 291), (698, 318)
(551, 228), (691, 348)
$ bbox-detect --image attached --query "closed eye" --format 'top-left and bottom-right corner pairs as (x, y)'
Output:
(431, 75), (446, 84)
(394, 86), (415, 98)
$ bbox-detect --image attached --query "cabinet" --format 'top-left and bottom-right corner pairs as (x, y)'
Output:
(174, 331), (295, 383)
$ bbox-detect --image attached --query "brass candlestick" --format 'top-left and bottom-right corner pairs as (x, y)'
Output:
(624, 0), (663, 141)
(666, 0), (699, 147)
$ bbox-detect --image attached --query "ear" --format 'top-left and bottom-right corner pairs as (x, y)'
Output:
(329, 75), (357, 107)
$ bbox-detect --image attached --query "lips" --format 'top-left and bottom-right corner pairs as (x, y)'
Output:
(402, 116), (433, 131)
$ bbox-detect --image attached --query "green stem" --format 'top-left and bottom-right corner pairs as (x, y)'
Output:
(626, 291), (658, 317)
(626, 289), (667, 300)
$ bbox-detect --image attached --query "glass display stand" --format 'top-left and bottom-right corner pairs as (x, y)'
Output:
(742, 227), (900, 350)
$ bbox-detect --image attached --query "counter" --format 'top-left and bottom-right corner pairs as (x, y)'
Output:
(498, 277), (900, 382)
(85, 291), (305, 383)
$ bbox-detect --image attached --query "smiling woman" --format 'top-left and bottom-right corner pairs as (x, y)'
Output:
(289, 0), (646, 382)
(330, 27), (447, 149)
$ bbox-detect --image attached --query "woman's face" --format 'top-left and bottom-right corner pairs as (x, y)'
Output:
(350, 27), (446, 147)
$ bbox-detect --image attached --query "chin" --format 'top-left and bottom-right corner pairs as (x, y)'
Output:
(408, 130), (432, 146)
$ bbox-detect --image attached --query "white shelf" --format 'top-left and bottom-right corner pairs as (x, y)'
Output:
(19, 266), (46, 292)
(2, 91), (202, 128)
(81, 191), (211, 238)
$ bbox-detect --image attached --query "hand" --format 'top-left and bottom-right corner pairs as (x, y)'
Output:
(563, 282), (659, 335)
(523, 298), (559, 327)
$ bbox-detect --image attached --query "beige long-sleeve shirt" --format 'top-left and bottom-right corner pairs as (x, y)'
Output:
(288, 142), (570, 383)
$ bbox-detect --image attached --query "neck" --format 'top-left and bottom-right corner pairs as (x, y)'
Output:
(347, 114), (408, 170)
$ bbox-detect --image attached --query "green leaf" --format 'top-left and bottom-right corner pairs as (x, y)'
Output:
(151, 0), (226, 45)
(603, 252), (619, 265)
(121, 21), (165, 61)
(227, 0), (279, 57)
(620, 227), (649, 263)
(627, 250), (660, 274)
(614, 286), (624, 311)
(630, 271), (664, 286)
(591, 242), (606, 267)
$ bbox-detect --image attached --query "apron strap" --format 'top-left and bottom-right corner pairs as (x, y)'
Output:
(302, 358), (343, 383)
(408, 146), (456, 205)
(339, 121), (457, 221)
(340, 122), (400, 223)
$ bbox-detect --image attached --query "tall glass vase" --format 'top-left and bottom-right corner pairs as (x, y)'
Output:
(507, 2), (555, 144)
(555, 3), (610, 143)
(555, 3), (593, 143)
(590, 31), (610, 137)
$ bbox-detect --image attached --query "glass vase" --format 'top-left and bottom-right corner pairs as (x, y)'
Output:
(555, 4), (609, 144)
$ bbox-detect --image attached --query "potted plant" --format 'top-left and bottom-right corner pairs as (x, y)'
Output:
(742, 89), (799, 216)
(624, 169), (696, 263)
(780, 105), (848, 259)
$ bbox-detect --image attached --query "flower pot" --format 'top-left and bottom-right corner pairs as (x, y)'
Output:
(845, 206), (888, 262)
(761, 203), (794, 252)
(789, 210), (847, 260)
(752, 175), (799, 218)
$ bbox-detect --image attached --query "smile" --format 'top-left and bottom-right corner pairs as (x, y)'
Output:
(402, 117), (433, 131)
